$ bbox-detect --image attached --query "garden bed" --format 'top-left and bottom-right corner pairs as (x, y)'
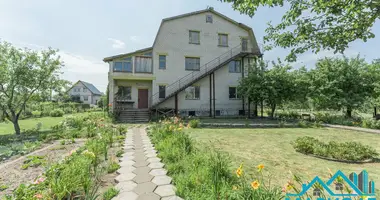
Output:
(0, 141), (84, 197)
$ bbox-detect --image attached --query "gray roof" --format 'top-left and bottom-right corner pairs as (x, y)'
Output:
(103, 47), (153, 62)
(80, 81), (102, 95)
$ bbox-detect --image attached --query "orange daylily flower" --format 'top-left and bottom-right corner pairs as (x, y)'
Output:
(257, 164), (264, 172)
(251, 180), (260, 190)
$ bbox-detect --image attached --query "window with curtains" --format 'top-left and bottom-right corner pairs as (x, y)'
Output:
(185, 86), (200, 100)
(189, 31), (200, 44)
(159, 85), (166, 98)
(229, 60), (241, 73)
(218, 33), (228, 47)
(135, 56), (152, 73)
(229, 87), (240, 99)
(185, 57), (200, 71)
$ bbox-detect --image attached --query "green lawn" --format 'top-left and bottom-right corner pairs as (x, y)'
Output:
(0, 112), (103, 135)
(187, 127), (380, 196)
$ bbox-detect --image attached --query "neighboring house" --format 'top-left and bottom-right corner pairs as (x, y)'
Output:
(68, 80), (102, 105)
(103, 8), (262, 121)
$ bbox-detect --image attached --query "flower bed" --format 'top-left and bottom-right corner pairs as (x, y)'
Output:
(292, 136), (379, 162)
(2, 114), (127, 199)
(148, 117), (283, 199)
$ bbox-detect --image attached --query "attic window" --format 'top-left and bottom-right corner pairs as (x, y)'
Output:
(206, 15), (213, 23)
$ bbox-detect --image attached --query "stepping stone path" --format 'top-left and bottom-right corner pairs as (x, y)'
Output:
(113, 127), (183, 200)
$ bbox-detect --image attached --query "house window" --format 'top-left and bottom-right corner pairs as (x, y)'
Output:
(83, 96), (88, 101)
(159, 85), (166, 98)
(229, 60), (241, 73)
(185, 57), (200, 71)
(185, 86), (200, 100)
(189, 31), (200, 44)
(218, 33), (228, 47)
(115, 86), (132, 100)
(135, 56), (152, 73)
(159, 55), (166, 69)
(113, 58), (132, 72)
(83, 88), (88, 93)
(313, 188), (321, 197)
(335, 183), (344, 191)
(206, 15), (213, 23)
(229, 87), (240, 99)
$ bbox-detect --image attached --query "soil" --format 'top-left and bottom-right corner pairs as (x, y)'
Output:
(0, 141), (84, 197)
(97, 144), (122, 196)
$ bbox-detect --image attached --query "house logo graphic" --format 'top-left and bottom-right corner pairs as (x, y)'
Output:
(285, 170), (376, 200)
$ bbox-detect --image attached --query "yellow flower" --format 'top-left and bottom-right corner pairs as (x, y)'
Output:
(177, 128), (183, 131)
(82, 150), (95, 158)
(257, 164), (264, 172)
(232, 185), (238, 190)
(251, 180), (260, 190)
(236, 163), (243, 177)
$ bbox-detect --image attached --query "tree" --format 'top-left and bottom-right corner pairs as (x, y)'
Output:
(0, 41), (63, 134)
(309, 56), (373, 117)
(220, 0), (380, 61)
(264, 60), (296, 117)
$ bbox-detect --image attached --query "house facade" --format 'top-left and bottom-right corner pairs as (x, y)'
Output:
(68, 80), (102, 105)
(104, 8), (262, 120)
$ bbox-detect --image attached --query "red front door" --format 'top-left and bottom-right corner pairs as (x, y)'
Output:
(138, 89), (149, 109)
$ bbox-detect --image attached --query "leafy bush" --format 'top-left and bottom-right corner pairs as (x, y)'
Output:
(107, 160), (120, 173)
(103, 187), (119, 200)
(149, 119), (283, 199)
(21, 155), (45, 169)
(293, 136), (379, 161)
(50, 109), (65, 117)
(116, 149), (124, 157)
(188, 119), (200, 128)
(362, 118), (380, 129)
(31, 110), (42, 118)
(275, 110), (300, 120)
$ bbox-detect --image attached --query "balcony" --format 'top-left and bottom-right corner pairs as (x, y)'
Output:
(111, 56), (154, 80)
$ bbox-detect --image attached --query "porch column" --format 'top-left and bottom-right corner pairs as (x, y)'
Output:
(209, 74), (212, 117)
(212, 72), (216, 118)
(175, 93), (178, 116)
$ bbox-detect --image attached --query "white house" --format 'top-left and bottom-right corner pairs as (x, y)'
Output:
(104, 8), (262, 121)
(68, 80), (102, 105)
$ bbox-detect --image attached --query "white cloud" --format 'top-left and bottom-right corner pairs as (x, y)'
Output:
(107, 38), (125, 49)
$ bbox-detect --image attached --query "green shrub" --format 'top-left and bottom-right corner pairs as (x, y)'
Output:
(50, 109), (65, 117)
(293, 136), (379, 161)
(107, 161), (120, 173)
(297, 120), (310, 128)
(21, 155), (45, 170)
(103, 187), (119, 200)
(0, 184), (8, 191)
(31, 110), (42, 118)
(149, 119), (283, 199)
(188, 119), (200, 128)
(116, 149), (124, 157)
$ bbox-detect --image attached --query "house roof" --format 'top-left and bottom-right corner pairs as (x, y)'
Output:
(103, 47), (153, 62)
(103, 8), (262, 62)
(69, 80), (102, 95)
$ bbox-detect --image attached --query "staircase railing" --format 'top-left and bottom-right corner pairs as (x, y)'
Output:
(150, 44), (252, 108)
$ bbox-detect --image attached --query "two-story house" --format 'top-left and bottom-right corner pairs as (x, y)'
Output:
(68, 80), (102, 105)
(104, 8), (262, 122)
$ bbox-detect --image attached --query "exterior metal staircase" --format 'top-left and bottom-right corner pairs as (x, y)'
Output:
(150, 44), (256, 108)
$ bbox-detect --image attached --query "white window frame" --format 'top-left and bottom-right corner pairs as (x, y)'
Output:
(218, 33), (228, 47)
(229, 87), (240, 99)
(185, 57), (200, 71)
(206, 14), (213, 23)
(185, 86), (200, 100)
(229, 60), (241, 73)
(189, 30), (200, 44)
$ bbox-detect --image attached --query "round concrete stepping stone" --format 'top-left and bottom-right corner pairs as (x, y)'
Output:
(149, 169), (167, 176)
(133, 166), (151, 175)
(148, 162), (164, 169)
(115, 173), (136, 183)
(115, 181), (137, 192)
(113, 191), (138, 200)
(133, 173), (154, 184)
(161, 196), (183, 200)
(136, 192), (161, 200)
(147, 157), (161, 163)
(117, 166), (137, 174)
(154, 185), (176, 197)
(152, 175), (172, 185)
(133, 182), (157, 195)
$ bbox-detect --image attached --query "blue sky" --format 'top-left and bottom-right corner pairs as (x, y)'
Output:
(0, 0), (379, 92)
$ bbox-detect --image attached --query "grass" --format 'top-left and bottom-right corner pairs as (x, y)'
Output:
(187, 127), (380, 196)
(190, 117), (282, 124)
(0, 112), (103, 135)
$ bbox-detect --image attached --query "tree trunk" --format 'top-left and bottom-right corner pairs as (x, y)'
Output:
(346, 107), (352, 118)
(12, 117), (21, 135)
(271, 104), (276, 118)
(260, 100), (264, 118)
